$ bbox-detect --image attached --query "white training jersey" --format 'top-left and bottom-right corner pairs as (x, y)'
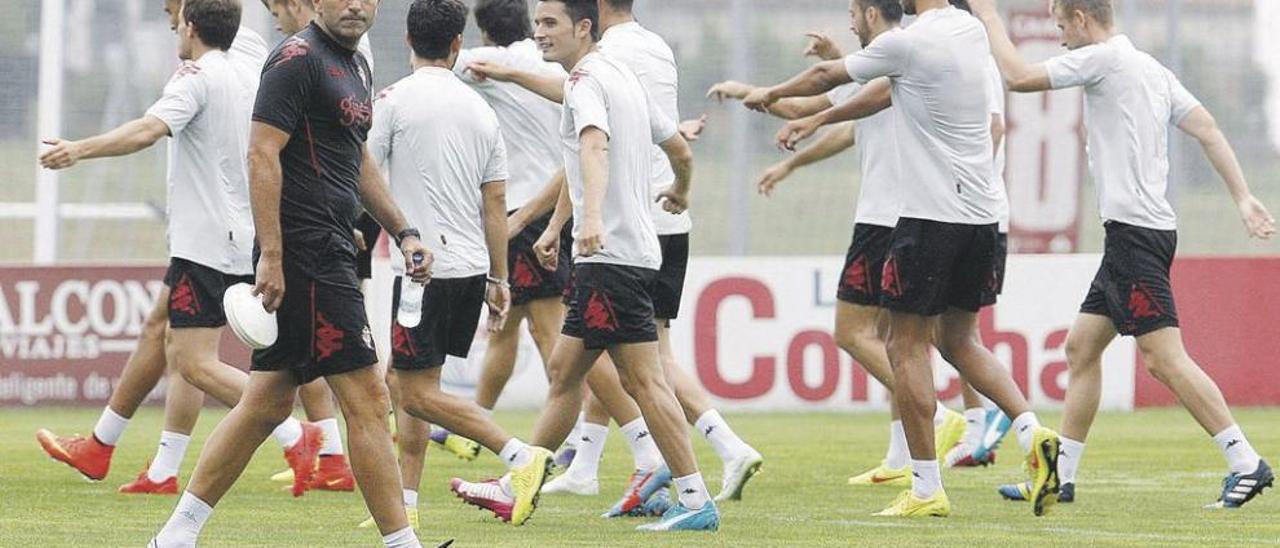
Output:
(229, 26), (269, 85)
(369, 67), (509, 279)
(985, 56), (1010, 234)
(454, 39), (564, 211)
(1044, 35), (1199, 231)
(842, 5), (1001, 225)
(561, 51), (676, 270)
(599, 21), (692, 235)
(826, 79), (900, 228)
(145, 40), (263, 275)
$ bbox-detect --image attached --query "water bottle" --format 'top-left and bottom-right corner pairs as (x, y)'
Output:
(397, 252), (426, 328)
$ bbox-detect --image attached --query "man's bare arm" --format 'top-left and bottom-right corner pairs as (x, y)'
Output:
(742, 60), (852, 112)
(971, 0), (1052, 92)
(509, 168), (566, 238)
(39, 115), (170, 169)
(467, 61), (567, 103)
(1178, 106), (1276, 238)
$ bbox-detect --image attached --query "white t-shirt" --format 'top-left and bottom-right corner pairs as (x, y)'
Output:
(985, 57), (1011, 233)
(229, 26), (269, 85)
(454, 39), (563, 211)
(842, 6), (1002, 225)
(369, 67), (509, 279)
(561, 51), (675, 270)
(145, 45), (262, 275)
(599, 22), (692, 235)
(1044, 35), (1198, 231)
(825, 81), (900, 228)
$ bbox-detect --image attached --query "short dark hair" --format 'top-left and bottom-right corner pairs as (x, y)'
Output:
(857, 0), (904, 23)
(545, 0), (599, 41)
(601, 0), (635, 11)
(183, 0), (241, 51)
(1053, 0), (1114, 27)
(407, 0), (468, 60)
(474, 0), (532, 47)
(949, 0), (972, 13)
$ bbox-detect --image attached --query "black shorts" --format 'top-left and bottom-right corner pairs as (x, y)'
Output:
(390, 275), (486, 370)
(509, 211), (574, 306)
(562, 263), (659, 350)
(653, 234), (690, 320)
(993, 232), (1008, 296)
(250, 263), (378, 384)
(836, 224), (894, 306)
(879, 218), (1001, 316)
(354, 212), (381, 281)
(1080, 221), (1179, 337)
(164, 258), (253, 329)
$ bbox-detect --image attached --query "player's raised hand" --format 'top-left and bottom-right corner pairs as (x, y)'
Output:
(776, 115), (823, 151)
(707, 81), (753, 102)
(533, 229), (560, 270)
(1237, 195), (1277, 239)
(756, 162), (794, 197)
(485, 281), (511, 333)
(803, 32), (843, 61)
(742, 87), (778, 112)
(656, 187), (690, 214)
(679, 115), (708, 142)
(253, 256), (286, 313)
(575, 217), (606, 258)
(39, 138), (84, 170)
(466, 60), (517, 83)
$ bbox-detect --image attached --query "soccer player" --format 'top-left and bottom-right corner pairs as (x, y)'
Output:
(744, 0), (1061, 517)
(148, 0), (432, 545)
(35, 0), (328, 497)
(363, 0), (556, 530)
(970, 0), (1276, 508)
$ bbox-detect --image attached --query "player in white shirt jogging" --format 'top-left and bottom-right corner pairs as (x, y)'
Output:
(35, 0), (326, 500)
(970, 0), (1276, 509)
(745, 0), (1062, 518)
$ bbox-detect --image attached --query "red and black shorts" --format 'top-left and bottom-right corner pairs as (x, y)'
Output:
(250, 263), (378, 385)
(1080, 221), (1179, 337)
(509, 211), (574, 306)
(993, 231), (1008, 297)
(390, 275), (486, 370)
(836, 223), (894, 306)
(562, 263), (659, 350)
(164, 258), (253, 329)
(879, 218), (1001, 316)
(653, 233), (690, 321)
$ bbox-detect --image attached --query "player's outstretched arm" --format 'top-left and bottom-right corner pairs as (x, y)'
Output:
(467, 60), (567, 103)
(708, 81), (833, 121)
(509, 169), (566, 239)
(39, 116), (169, 170)
(357, 145), (431, 283)
(1178, 107), (1277, 239)
(656, 134), (693, 214)
(758, 122), (855, 197)
(776, 77), (889, 150)
(971, 0), (1052, 92)
(742, 59), (851, 113)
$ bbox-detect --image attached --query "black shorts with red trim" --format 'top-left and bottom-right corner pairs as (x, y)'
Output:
(836, 223), (894, 306)
(390, 275), (486, 370)
(250, 263), (378, 385)
(354, 212), (381, 281)
(879, 218), (1001, 316)
(562, 263), (659, 350)
(509, 211), (574, 306)
(164, 258), (253, 329)
(653, 233), (690, 320)
(1080, 221), (1179, 337)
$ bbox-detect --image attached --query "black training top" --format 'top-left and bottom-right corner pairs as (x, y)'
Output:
(253, 22), (373, 288)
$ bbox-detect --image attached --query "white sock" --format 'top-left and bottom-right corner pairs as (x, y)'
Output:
(673, 472), (711, 510)
(565, 412), (585, 448)
(694, 409), (754, 465)
(499, 474), (514, 498)
(962, 408), (986, 451)
(620, 418), (663, 470)
(1011, 412), (1042, 453)
(1058, 437), (1085, 483)
(154, 491), (212, 546)
(933, 403), (950, 427)
(1213, 424), (1262, 474)
(270, 417), (303, 449)
(885, 420), (910, 469)
(402, 489), (419, 508)
(316, 418), (344, 456)
(564, 423), (609, 480)
(480, 407), (494, 417)
(910, 459), (942, 499)
(382, 526), (422, 548)
(93, 407), (130, 446)
(499, 438), (532, 469)
(147, 431), (191, 482)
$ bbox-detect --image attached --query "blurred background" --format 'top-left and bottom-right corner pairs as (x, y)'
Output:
(1, 0), (1277, 264)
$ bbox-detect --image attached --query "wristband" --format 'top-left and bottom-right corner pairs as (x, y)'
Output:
(395, 228), (421, 246)
(486, 275), (510, 288)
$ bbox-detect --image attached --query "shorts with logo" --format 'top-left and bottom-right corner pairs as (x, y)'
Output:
(354, 212), (382, 281)
(836, 224), (894, 306)
(250, 262), (378, 385)
(164, 257), (253, 329)
(562, 263), (659, 350)
(1080, 221), (1179, 337)
(879, 218), (1001, 316)
(390, 275), (486, 370)
(653, 233), (690, 320)
(509, 211), (574, 306)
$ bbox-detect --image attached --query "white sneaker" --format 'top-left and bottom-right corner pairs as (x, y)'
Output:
(541, 474), (599, 496)
(715, 448), (764, 502)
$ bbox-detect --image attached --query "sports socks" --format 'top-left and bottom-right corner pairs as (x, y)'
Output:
(673, 472), (711, 510)
(885, 420), (910, 469)
(93, 407), (130, 446)
(910, 459), (942, 499)
(1213, 424), (1261, 474)
(154, 491), (212, 546)
(694, 409), (753, 465)
(147, 431), (191, 482)
(316, 418), (344, 456)
(382, 526), (422, 548)
(962, 407), (986, 451)
(403, 489), (419, 509)
(1010, 412), (1042, 453)
(620, 418), (663, 471)
(563, 422), (609, 480)
(1058, 437), (1085, 483)
(270, 417), (304, 449)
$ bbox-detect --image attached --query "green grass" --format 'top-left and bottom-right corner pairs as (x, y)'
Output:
(1, 408), (1278, 546)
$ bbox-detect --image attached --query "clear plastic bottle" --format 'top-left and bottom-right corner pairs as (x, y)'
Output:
(397, 252), (426, 328)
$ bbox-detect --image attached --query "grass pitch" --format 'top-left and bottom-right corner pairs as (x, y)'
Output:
(1, 407), (1278, 546)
